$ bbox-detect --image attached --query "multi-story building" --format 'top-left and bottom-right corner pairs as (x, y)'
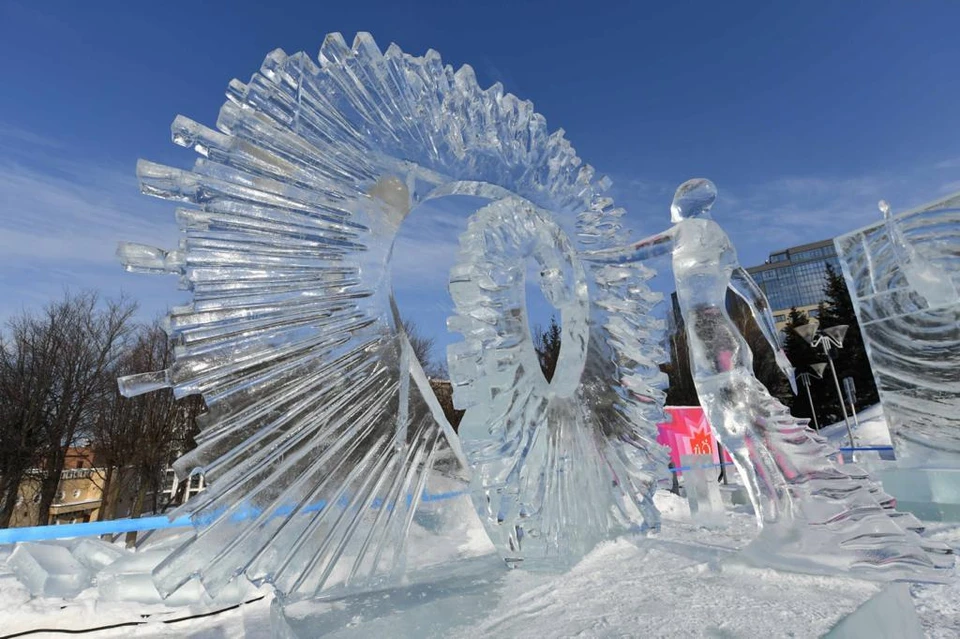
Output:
(746, 238), (841, 329)
(10, 447), (105, 526)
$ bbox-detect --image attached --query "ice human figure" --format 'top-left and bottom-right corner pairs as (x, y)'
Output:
(880, 199), (958, 309)
(585, 179), (953, 579)
(117, 33), (668, 600)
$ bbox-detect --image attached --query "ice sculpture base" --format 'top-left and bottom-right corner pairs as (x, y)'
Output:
(824, 583), (923, 638)
(3, 500), (951, 638)
(266, 546), (906, 639)
(270, 555), (506, 638)
(5, 543), (91, 599)
(876, 466), (960, 522)
(267, 515), (924, 638)
(680, 454), (726, 528)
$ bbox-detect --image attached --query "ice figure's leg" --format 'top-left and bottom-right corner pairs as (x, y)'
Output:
(698, 374), (791, 527)
(720, 439), (764, 525)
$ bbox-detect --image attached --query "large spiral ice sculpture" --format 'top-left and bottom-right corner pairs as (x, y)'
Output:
(118, 33), (668, 599)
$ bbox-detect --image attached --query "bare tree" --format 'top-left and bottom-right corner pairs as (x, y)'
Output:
(0, 292), (137, 526)
(90, 335), (142, 523)
(400, 319), (446, 378)
(0, 315), (55, 527)
(90, 322), (204, 546)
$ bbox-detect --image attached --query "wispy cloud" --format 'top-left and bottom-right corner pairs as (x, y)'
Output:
(0, 123), (62, 150)
(609, 162), (960, 272)
(0, 132), (181, 319)
(0, 157), (175, 262)
(934, 157), (960, 170)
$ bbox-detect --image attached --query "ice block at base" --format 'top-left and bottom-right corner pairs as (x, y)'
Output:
(680, 454), (726, 528)
(6, 542), (91, 598)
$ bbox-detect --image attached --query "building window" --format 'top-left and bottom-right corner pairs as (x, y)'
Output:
(73, 489), (82, 499)
(55, 491), (65, 502)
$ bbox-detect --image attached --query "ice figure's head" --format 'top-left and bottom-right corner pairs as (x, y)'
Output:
(879, 199), (891, 220)
(671, 178), (717, 223)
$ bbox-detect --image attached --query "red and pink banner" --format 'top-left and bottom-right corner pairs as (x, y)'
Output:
(656, 406), (733, 469)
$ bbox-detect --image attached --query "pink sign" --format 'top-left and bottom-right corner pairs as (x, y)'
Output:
(656, 406), (732, 470)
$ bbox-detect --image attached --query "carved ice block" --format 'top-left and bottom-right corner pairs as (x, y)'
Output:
(6, 542), (91, 598)
(680, 454), (725, 528)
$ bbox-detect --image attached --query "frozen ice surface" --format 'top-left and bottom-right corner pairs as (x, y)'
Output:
(680, 454), (725, 528)
(6, 542), (91, 598)
(835, 196), (960, 464)
(585, 178), (953, 580)
(448, 197), (668, 569)
(70, 538), (128, 572)
(99, 549), (191, 605)
(120, 31), (668, 595)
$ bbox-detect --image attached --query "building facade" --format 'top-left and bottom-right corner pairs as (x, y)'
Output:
(746, 238), (840, 329)
(10, 447), (105, 527)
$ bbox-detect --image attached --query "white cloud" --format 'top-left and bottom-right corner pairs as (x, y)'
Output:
(0, 141), (181, 321)
(934, 157), (960, 170)
(608, 167), (956, 273)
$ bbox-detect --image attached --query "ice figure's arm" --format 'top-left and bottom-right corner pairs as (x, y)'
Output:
(729, 267), (797, 394)
(581, 228), (676, 264)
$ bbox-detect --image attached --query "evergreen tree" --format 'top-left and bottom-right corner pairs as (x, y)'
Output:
(818, 264), (879, 407)
(782, 307), (809, 419)
(781, 307), (836, 422)
(663, 297), (699, 406)
(533, 316), (562, 382)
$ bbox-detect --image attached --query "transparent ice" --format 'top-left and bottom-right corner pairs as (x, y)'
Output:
(679, 454), (725, 529)
(879, 200), (958, 309)
(6, 542), (91, 598)
(70, 538), (127, 572)
(118, 32), (668, 598)
(448, 196), (667, 569)
(584, 179), (953, 579)
(835, 196), (960, 463)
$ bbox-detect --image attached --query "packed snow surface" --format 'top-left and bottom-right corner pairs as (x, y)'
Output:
(2, 491), (958, 637)
(1, 405), (957, 637)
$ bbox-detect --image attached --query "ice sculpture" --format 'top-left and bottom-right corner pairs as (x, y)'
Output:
(584, 179), (953, 579)
(835, 196), (960, 462)
(448, 196), (667, 569)
(118, 33), (668, 598)
(679, 454), (725, 528)
(879, 200), (958, 309)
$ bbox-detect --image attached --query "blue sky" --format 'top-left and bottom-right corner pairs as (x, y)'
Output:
(2, 1), (960, 366)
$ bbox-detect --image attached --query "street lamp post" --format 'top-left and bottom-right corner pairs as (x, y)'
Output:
(796, 362), (828, 432)
(794, 323), (856, 449)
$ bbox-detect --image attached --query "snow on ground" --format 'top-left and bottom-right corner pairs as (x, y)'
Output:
(2, 489), (958, 638)
(3, 404), (958, 638)
(819, 403), (892, 448)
